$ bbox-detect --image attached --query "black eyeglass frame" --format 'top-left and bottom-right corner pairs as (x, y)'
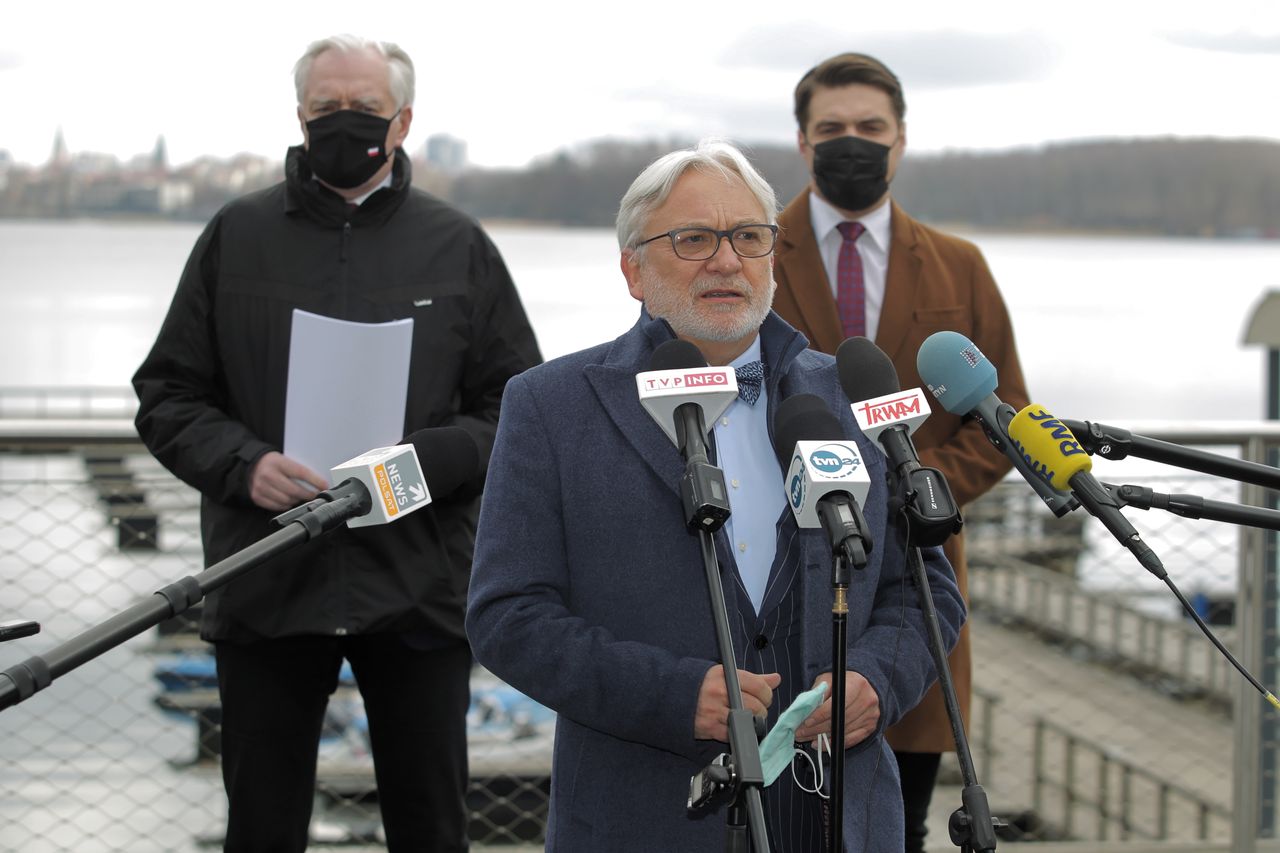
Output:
(635, 224), (779, 260)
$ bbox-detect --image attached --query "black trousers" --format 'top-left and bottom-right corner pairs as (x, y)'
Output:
(214, 634), (471, 853)
(894, 750), (942, 853)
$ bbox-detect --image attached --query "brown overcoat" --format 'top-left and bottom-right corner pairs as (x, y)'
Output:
(772, 191), (1031, 752)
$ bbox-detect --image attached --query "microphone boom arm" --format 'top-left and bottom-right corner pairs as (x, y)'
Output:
(1109, 482), (1280, 531)
(1064, 419), (1280, 491)
(1, 488), (369, 713)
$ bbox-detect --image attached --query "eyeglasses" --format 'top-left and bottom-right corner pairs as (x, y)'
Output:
(637, 224), (778, 261)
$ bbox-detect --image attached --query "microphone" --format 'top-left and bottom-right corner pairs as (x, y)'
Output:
(1007, 404), (1166, 578)
(636, 339), (735, 531)
(838, 337), (961, 547)
(773, 393), (872, 566)
(282, 427), (480, 530)
(916, 330), (1078, 517)
(637, 339), (739, 457)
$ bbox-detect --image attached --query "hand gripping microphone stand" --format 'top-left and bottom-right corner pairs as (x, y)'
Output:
(838, 336), (1001, 852)
(643, 340), (771, 853)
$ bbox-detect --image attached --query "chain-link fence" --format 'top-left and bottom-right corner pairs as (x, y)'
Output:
(962, 450), (1255, 847)
(1, 422), (1276, 851)
(0, 445), (550, 852)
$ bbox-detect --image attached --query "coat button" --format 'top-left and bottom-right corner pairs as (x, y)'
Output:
(754, 634), (769, 649)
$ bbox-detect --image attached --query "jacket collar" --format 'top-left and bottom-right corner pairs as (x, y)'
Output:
(777, 188), (923, 359)
(282, 145), (412, 227)
(582, 310), (809, 497)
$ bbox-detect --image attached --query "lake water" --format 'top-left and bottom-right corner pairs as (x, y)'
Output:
(2, 219), (1276, 848)
(2, 219), (1278, 425)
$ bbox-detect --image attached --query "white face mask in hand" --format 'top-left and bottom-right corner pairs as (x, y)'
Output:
(757, 681), (829, 786)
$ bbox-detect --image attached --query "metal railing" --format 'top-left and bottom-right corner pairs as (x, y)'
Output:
(0, 417), (549, 851)
(1031, 716), (1233, 842)
(971, 554), (1235, 704)
(0, 386), (138, 420)
(3, 411), (1280, 851)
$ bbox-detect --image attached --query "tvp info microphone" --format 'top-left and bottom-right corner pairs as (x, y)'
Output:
(637, 339), (734, 531)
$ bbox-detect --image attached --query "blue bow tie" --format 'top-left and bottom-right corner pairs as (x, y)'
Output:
(735, 361), (765, 405)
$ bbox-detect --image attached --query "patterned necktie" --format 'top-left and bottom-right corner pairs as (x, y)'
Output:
(836, 221), (866, 339)
(735, 361), (765, 405)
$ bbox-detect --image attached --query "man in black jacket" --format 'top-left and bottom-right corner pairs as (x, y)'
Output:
(132, 34), (541, 853)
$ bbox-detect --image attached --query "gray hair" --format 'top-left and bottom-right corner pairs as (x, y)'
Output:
(616, 139), (779, 251)
(293, 34), (415, 111)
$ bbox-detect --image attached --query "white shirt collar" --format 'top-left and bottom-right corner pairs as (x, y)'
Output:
(729, 337), (763, 371)
(349, 171), (394, 206)
(808, 189), (892, 256)
(312, 170), (394, 207)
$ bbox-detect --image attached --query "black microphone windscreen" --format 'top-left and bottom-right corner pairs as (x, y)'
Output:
(649, 338), (707, 372)
(836, 336), (900, 402)
(773, 393), (844, 467)
(403, 427), (480, 497)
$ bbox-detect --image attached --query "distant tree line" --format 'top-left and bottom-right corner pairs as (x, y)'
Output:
(439, 137), (1280, 238)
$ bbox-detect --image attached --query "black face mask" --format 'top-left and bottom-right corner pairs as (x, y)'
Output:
(811, 135), (893, 213)
(305, 109), (398, 190)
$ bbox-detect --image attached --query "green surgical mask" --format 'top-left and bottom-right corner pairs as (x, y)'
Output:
(758, 681), (829, 786)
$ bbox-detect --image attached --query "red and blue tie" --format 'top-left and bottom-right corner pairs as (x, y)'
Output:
(836, 221), (866, 339)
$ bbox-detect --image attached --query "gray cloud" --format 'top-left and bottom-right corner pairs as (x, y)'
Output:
(721, 24), (1061, 88)
(0, 49), (22, 71)
(1163, 30), (1280, 55)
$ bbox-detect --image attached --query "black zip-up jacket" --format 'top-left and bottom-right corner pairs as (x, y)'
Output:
(133, 147), (542, 642)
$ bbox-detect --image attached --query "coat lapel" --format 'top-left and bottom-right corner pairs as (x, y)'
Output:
(874, 202), (923, 366)
(582, 319), (686, 499)
(777, 191), (846, 354)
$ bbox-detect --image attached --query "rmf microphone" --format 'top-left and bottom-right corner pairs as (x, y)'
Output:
(280, 427), (480, 530)
(916, 330), (1078, 517)
(1007, 404), (1166, 579)
(773, 393), (872, 567)
(636, 339), (737, 531)
(838, 336), (961, 548)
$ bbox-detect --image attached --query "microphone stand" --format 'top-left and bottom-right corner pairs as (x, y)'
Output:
(1108, 483), (1280, 531)
(1082, 479), (1280, 715)
(1063, 418), (1280, 491)
(894, 468), (1000, 853)
(678, 406), (771, 853)
(0, 487), (369, 712)
(814, 499), (869, 853)
(0, 621), (40, 644)
(904, 542), (999, 853)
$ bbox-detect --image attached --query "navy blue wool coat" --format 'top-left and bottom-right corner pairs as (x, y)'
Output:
(467, 310), (965, 852)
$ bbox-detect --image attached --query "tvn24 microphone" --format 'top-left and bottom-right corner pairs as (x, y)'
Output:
(636, 339), (737, 531)
(284, 427), (479, 530)
(916, 330), (1078, 517)
(773, 393), (872, 566)
(1007, 404), (1166, 578)
(838, 336), (961, 548)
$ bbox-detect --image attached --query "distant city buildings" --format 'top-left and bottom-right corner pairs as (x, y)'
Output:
(424, 133), (468, 174)
(1, 129), (473, 220)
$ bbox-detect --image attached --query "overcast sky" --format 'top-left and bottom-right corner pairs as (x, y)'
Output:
(3, 0), (1279, 169)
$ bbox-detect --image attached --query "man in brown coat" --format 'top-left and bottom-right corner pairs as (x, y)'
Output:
(771, 52), (1030, 852)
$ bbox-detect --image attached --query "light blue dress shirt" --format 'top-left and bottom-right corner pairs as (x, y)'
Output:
(715, 338), (786, 612)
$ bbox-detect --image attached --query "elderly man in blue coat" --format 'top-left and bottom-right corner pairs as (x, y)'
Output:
(466, 140), (965, 852)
